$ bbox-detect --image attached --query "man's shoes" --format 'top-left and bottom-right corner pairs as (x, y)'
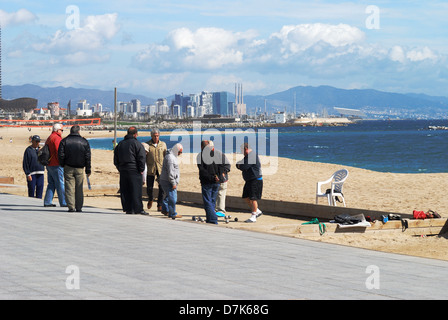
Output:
(245, 214), (257, 223)
(157, 206), (162, 212)
(76, 209), (82, 212)
(125, 212), (135, 215)
(68, 209), (75, 212)
(44, 204), (56, 207)
(170, 214), (182, 219)
(147, 201), (153, 210)
(161, 211), (168, 216)
(139, 211), (149, 215)
(256, 209), (263, 218)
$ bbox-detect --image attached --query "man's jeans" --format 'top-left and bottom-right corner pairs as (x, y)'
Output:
(160, 181), (178, 217)
(44, 166), (66, 206)
(202, 183), (220, 224)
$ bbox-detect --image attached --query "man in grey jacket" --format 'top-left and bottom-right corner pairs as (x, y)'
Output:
(159, 143), (183, 219)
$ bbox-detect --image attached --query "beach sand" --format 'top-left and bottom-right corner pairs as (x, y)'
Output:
(2, 126), (448, 261)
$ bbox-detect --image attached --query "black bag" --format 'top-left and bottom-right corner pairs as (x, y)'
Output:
(334, 213), (361, 225)
(37, 144), (51, 166)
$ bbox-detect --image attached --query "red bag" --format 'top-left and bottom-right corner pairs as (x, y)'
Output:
(413, 210), (426, 219)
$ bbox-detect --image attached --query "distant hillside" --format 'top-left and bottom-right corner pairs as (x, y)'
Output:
(3, 84), (448, 118)
(244, 85), (448, 117)
(2, 84), (155, 109)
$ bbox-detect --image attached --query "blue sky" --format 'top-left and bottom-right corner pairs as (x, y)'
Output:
(1, 0), (447, 99)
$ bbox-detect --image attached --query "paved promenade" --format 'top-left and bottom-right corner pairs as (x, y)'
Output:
(1, 193), (448, 300)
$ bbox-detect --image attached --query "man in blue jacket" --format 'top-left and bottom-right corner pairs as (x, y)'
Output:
(22, 135), (45, 198)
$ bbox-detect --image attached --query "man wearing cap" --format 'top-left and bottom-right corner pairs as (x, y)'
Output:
(58, 125), (91, 213)
(22, 135), (45, 198)
(43, 123), (67, 207)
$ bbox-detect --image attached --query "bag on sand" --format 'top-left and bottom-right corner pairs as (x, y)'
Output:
(413, 210), (426, 219)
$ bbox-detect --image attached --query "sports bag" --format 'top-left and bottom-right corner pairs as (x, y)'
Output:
(37, 144), (51, 166)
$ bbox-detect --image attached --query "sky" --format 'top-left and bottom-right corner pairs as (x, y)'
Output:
(1, 0), (448, 99)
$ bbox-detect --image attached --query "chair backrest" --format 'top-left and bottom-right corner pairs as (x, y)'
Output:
(332, 169), (349, 193)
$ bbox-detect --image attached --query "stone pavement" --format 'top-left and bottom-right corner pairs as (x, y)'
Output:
(1, 192), (448, 300)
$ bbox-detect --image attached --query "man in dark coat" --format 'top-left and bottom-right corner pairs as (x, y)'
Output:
(58, 125), (91, 212)
(114, 126), (147, 215)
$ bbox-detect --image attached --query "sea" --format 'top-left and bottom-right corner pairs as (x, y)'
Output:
(87, 119), (448, 174)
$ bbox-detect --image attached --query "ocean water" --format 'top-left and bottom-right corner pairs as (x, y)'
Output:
(88, 120), (448, 174)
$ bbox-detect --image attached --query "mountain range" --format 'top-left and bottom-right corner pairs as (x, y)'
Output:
(3, 84), (448, 118)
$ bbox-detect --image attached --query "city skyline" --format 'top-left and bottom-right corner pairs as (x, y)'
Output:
(1, 1), (447, 99)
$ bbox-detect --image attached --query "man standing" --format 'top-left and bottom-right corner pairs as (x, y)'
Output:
(114, 126), (147, 215)
(160, 143), (183, 219)
(196, 140), (223, 224)
(236, 143), (263, 223)
(145, 128), (167, 211)
(22, 135), (45, 198)
(58, 125), (91, 212)
(208, 141), (231, 216)
(43, 124), (67, 207)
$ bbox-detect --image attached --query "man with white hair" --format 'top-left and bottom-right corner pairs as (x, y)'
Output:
(159, 143), (183, 219)
(43, 123), (67, 207)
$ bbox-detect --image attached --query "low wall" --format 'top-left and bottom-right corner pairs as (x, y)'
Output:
(83, 185), (413, 221)
(149, 187), (413, 221)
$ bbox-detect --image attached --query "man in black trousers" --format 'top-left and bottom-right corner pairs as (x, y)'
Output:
(114, 126), (148, 215)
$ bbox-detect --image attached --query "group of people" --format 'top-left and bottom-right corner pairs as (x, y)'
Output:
(113, 126), (264, 223)
(23, 125), (264, 223)
(22, 124), (92, 213)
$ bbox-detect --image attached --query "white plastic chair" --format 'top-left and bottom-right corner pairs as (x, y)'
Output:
(316, 169), (349, 206)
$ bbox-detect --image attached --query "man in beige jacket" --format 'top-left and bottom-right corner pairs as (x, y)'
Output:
(145, 128), (167, 210)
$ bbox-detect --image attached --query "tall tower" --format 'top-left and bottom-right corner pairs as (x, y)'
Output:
(234, 83), (246, 115)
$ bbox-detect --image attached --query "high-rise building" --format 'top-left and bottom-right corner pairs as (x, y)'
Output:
(156, 98), (169, 115)
(200, 91), (213, 115)
(212, 91), (229, 115)
(131, 99), (141, 113)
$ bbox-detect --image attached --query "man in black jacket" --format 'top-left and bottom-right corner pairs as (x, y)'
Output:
(58, 125), (91, 212)
(113, 126), (147, 215)
(197, 140), (228, 224)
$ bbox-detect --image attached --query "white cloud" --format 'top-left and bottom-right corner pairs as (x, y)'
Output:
(406, 47), (438, 62)
(270, 23), (365, 54)
(33, 13), (120, 54)
(135, 27), (256, 71)
(389, 45), (406, 63)
(0, 9), (37, 27)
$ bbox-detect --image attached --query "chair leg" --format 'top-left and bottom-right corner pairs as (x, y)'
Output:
(327, 195), (332, 206)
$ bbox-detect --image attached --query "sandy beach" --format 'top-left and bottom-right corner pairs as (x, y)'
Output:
(1, 126), (448, 261)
